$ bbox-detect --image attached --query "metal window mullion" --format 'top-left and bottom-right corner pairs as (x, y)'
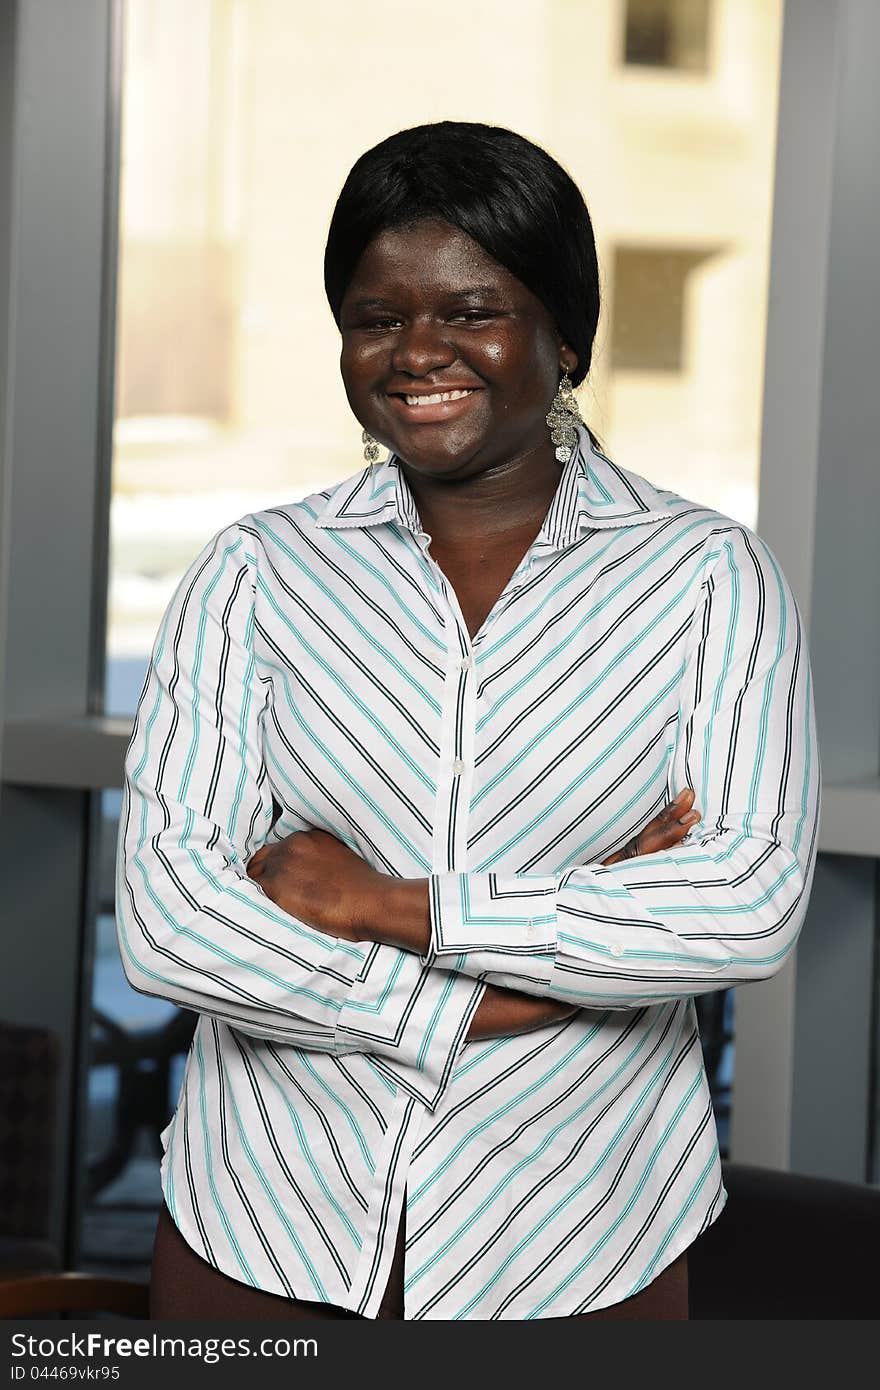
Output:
(733, 0), (880, 1183)
(0, 0), (117, 1259)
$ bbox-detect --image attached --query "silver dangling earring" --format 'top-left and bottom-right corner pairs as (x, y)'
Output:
(362, 428), (381, 466)
(545, 368), (584, 462)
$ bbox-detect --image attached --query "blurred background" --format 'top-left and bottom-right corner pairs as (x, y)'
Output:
(0, 0), (878, 1309)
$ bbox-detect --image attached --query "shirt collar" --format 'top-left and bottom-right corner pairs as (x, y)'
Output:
(314, 421), (671, 551)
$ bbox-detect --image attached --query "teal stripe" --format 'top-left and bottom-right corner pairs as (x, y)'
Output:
(258, 576), (439, 788)
(623, 1149), (718, 1297)
(253, 517), (444, 704)
(294, 1052), (375, 1169)
(476, 521), (720, 677)
(415, 970), (465, 1073)
(408, 1011), (633, 1208)
(701, 539), (741, 807)
(476, 543), (707, 740)
(248, 1047), (364, 1249)
(322, 528), (446, 651)
(454, 1070), (704, 1318)
(524, 1078), (710, 1317)
(277, 683), (432, 870)
(195, 1033), (257, 1283)
(477, 670), (684, 868)
(795, 661), (815, 855)
(129, 849), (360, 1015)
(222, 1059), (331, 1299)
(262, 735), (427, 873)
(408, 1020), (687, 1289)
(560, 758), (675, 872)
(746, 551), (787, 828)
(179, 539), (244, 804)
(336, 953), (410, 1022)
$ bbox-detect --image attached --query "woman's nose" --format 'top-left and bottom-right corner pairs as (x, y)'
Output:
(391, 320), (456, 375)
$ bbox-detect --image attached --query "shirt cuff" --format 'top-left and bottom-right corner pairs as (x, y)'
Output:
(427, 870), (559, 959)
(428, 867), (735, 979)
(335, 942), (486, 1112)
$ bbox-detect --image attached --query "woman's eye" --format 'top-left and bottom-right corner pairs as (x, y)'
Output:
(451, 310), (495, 322)
(365, 318), (401, 331)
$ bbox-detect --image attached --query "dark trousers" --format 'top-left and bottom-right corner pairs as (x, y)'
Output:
(150, 1200), (688, 1320)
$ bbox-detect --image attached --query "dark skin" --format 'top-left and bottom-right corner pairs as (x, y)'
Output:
(247, 218), (702, 1041)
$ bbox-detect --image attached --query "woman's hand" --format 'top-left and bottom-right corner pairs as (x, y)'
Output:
(246, 828), (382, 942)
(601, 787), (701, 866)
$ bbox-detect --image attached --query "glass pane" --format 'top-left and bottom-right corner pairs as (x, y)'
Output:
(92, 0), (782, 1269)
(105, 0), (783, 717)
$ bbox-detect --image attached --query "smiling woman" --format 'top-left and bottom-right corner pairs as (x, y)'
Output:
(340, 221), (567, 470)
(327, 123), (599, 470)
(118, 121), (820, 1322)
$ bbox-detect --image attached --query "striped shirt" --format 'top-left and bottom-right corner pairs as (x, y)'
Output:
(116, 421), (820, 1319)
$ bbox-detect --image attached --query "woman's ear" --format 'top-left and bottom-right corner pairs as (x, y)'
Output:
(559, 342), (579, 378)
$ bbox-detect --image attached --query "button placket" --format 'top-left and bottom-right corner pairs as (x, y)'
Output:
(410, 527), (481, 873)
(430, 580), (477, 878)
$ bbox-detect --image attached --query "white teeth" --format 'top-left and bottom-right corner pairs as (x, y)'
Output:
(402, 389), (474, 406)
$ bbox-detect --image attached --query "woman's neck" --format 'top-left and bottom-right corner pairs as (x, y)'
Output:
(400, 437), (563, 549)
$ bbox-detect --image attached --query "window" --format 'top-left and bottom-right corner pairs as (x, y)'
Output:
(104, 0), (782, 721)
(623, 0), (712, 72)
(610, 244), (720, 371)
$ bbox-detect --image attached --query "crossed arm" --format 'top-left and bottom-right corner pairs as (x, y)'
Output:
(244, 791), (702, 1042)
(116, 520), (820, 1113)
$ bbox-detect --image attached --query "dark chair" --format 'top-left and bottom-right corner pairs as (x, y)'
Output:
(87, 1006), (195, 1199)
(688, 1160), (880, 1318)
(0, 1019), (150, 1320)
(0, 1020), (61, 1276)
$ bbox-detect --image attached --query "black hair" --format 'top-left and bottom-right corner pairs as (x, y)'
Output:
(324, 120), (604, 446)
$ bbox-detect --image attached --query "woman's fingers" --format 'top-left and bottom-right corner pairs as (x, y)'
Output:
(246, 845), (269, 879)
(642, 790), (701, 844)
(601, 789), (701, 866)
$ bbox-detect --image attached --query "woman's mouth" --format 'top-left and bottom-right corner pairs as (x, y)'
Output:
(386, 388), (481, 424)
(402, 388), (475, 406)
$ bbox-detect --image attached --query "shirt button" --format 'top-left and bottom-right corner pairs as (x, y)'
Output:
(459, 656), (472, 671)
(452, 758), (464, 775)
(610, 943), (624, 958)
(524, 920), (538, 941)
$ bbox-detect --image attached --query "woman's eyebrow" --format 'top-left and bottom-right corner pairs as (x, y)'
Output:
(349, 296), (398, 311)
(346, 286), (506, 317)
(445, 285), (503, 301)
(350, 286), (502, 309)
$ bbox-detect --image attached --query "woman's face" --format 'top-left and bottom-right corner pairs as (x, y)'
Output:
(338, 219), (577, 481)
